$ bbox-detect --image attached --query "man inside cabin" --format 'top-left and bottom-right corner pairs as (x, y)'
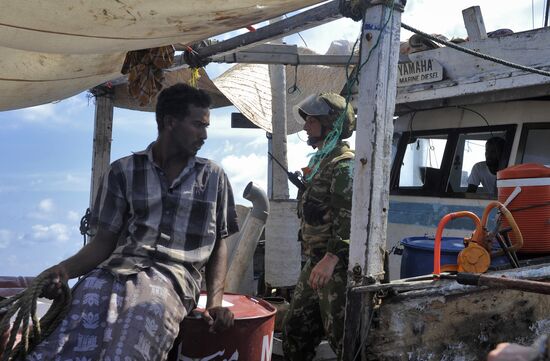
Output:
(282, 93), (355, 361)
(467, 136), (507, 197)
(28, 83), (238, 360)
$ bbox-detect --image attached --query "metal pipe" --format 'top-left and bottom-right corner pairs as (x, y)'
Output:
(243, 182), (269, 222)
(433, 211), (481, 276)
(454, 273), (550, 295)
(225, 182), (269, 293)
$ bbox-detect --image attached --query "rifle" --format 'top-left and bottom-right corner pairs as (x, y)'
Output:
(268, 152), (306, 192)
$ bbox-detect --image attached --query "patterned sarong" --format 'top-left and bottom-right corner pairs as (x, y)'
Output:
(26, 268), (191, 361)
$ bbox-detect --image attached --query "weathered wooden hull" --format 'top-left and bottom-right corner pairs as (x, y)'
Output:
(363, 264), (550, 360)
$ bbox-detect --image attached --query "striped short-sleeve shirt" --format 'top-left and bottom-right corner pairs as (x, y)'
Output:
(90, 142), (239, 303)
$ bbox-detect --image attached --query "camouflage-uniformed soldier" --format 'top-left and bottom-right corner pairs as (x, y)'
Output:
(282, 93), (355, 361)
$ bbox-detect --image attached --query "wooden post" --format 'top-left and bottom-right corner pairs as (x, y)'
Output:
(268, 18), (290, 200)
(462, 6), (487, 41)
(343, 1), (404, 360)
(89, 86), (114, 211)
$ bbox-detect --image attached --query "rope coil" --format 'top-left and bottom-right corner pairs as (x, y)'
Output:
(0, 273), (71, 361)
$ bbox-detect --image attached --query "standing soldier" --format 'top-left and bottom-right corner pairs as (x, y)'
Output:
(282, 93), (355, 361)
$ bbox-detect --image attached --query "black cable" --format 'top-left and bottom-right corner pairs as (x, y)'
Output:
(287, 66), (301, 94)
(455, 106), (491, 128)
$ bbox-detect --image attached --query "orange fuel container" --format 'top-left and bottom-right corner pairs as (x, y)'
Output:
(497, 163), (550, 253)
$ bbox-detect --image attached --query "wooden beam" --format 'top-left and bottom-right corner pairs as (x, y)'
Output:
(194, 1), (342, 59)
(462, 6), (487, 41)
(348, 4), (403, 294)
(395, 82), (550, 115)
(213, 44), (359, 65)
(343, 1), (404, 359)
(268, 20), (290, 201)
(89, 86), (114, 214)
(216, 53), (356, 65)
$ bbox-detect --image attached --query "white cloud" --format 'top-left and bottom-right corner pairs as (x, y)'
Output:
(401, 0), (544, 40)
(112, 108), (157, 136)
(221, 153), (268, 204)
(20, 103), (56, 122)
(31, 223), (71, 243)
(38, 198), (55, 213)
(223, 140), (235, 153)
(29, 198), (57, 220)
(16, 94), (91, 128)
(67, 210), (80, 222)
(0, 172), (89, 193)
(288, 18), (361, 55)
(0, 229), (13, 248)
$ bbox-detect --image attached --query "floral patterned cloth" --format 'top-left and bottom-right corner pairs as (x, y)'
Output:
(26, 268), (192, 361)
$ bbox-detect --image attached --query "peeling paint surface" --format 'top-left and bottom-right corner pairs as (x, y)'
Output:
(365, 264), (550, 360)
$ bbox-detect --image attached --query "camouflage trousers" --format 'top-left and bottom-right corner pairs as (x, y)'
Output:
(282, 258), (347, 361)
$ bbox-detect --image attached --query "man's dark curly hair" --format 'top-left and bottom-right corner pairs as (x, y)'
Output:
(486, 136), (506, 153)
(155, 83), (211, 132)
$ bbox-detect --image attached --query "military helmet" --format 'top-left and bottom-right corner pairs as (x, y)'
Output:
(293, 92), (356, 139)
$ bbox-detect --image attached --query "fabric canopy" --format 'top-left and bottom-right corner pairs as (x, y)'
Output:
(214, 40), (354, 134)
(0, 0), (322, 111)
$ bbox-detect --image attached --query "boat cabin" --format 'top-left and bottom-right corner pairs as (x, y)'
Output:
(387, 100), (550, 279)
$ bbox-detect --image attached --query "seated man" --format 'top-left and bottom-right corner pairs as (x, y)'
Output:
(466, 136), (506, 197)
(25, 83), (238, 361)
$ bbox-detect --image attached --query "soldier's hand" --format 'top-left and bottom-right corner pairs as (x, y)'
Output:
(39, 264), (69, 300)
(308, 253), (339, 290)
(302, 200), (329, 226)
(202, 306), (234, 333)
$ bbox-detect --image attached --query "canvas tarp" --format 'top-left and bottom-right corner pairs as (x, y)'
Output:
(0, 0), (322, 111)
(214, 40), (355, 134)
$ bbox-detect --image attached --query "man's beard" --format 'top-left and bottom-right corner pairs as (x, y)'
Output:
(486, 159), (499, 173)
(307, 135), (321, 147)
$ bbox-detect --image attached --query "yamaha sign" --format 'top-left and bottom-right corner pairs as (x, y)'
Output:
(398, 59), (443, 87)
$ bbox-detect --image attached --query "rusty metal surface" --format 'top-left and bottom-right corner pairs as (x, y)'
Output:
(363, 264), (550, 360)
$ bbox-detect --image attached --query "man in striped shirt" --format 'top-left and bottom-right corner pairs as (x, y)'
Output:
(29, 83), (239, 361)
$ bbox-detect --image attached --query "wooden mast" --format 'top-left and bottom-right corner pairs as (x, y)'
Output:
(89, 86), (114, 217)
(343, 1), (404, 359)
(268, 18), (290, 200)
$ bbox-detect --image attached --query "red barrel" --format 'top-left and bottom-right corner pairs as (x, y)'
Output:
(168, 293), (276, 361)
(497, 163), (550, 253)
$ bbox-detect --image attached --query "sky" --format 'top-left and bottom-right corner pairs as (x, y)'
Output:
(0, 0), (547, 276)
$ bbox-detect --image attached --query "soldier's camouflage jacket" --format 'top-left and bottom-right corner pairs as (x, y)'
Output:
(298, 141), (354, 264)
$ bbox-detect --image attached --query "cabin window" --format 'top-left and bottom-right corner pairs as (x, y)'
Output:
(446, 130), (508, 193)
(517, 123), (550, 165)
(398, 135), (447, 189)
(391, 125), (515, 197)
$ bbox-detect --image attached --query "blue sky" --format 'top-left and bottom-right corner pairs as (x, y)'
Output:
(0, 1), (545, 276)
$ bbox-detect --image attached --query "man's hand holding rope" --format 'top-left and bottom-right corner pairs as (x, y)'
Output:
(39, 264), (69, 300)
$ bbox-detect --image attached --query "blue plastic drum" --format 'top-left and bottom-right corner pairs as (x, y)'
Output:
(400, 236), (509, 278)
